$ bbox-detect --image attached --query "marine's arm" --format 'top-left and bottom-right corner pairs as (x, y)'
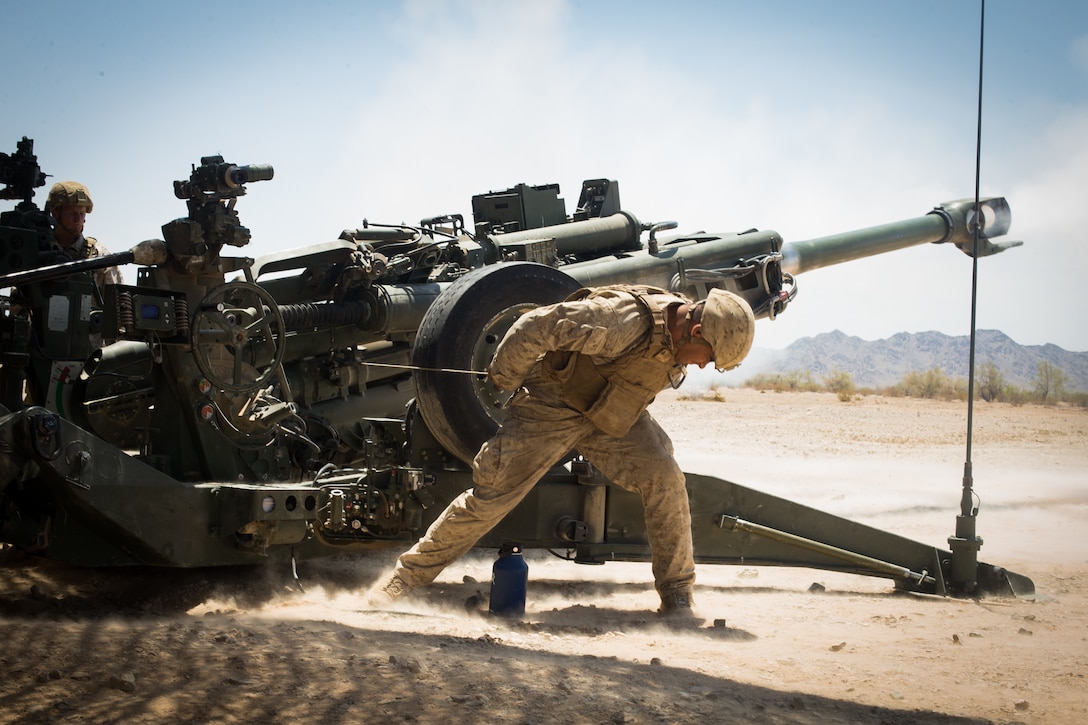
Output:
(84, 237), (123, 286)
(488, 293), (646, 390)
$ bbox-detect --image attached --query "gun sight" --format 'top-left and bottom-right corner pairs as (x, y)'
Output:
(174, 155), (274, 200)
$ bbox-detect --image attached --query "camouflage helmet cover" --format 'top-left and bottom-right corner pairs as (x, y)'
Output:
(47, 181), (93, 213)
(700, 288), (755, 372)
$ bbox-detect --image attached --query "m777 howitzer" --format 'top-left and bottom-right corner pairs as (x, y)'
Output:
(0, 147), (1031, 599)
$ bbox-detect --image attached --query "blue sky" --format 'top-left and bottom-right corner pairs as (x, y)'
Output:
(4, 0), (1086, 352)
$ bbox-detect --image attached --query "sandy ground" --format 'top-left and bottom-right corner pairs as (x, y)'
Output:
(2, 388), (1086, 724)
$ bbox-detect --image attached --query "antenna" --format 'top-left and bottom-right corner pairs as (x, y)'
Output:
(947, 0), (987, 593)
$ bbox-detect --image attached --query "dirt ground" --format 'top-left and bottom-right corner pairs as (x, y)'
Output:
(2, 388), (1086, 724)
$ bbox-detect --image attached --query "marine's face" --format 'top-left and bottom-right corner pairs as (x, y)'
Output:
(54, 204), (87, 239)
(673, 323), (715, 368)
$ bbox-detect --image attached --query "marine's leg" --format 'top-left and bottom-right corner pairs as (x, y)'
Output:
(578, 410), (695, 609)
(378, 401), (589, 598)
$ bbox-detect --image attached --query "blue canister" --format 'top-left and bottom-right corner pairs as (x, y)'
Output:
(489, 541), (528, 616)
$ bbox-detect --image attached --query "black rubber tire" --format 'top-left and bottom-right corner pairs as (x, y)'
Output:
(413, 263), (581, 464)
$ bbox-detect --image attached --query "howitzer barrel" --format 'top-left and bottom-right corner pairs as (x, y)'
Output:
(781, 197), (1015, 275)
(562, 197), (1015, 292)
(781, 213), (949, 275)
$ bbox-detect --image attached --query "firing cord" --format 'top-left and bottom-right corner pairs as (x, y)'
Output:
(363, 361), (487, 376)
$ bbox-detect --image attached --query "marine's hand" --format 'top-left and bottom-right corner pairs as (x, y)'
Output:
(487, 363), (524, 391)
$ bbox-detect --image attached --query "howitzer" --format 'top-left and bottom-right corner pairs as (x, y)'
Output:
(0, 148), (1031, 599)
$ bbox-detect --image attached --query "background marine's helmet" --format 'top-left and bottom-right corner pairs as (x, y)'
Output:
(46, 181), (93, 213)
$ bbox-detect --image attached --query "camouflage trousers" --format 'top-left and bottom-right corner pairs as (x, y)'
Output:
(393, 394), (695, 597)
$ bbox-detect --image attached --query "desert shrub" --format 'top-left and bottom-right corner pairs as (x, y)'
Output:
(675, 384), (729, 403)
(1000, 385), (1029, 406)
(744, 369), (818, 393)
(740, 362), (1081, 406)
(892, 367), (966, 401)
(976, 362), (1005, 402)
(1033, 360), (1068, 403)
(882, 384), (906, 398)
(1065, 391), (1088, 408)
(821, 369), (856, 402)
(896, 368), (942, 399)
(948, 377), (969, 401)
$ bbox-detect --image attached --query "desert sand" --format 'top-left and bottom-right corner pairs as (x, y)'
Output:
(2, 388), (1086, 724)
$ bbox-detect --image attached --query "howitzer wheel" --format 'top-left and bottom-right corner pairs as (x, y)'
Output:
(413, 263), (581, 464)
(191, 281), (286, 393)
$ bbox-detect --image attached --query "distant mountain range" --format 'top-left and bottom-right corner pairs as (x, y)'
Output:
(738, 330), (1088, 392)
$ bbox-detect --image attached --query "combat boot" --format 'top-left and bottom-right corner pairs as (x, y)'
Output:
(369, 573), (411, 606)
(657, 589), (697, 619)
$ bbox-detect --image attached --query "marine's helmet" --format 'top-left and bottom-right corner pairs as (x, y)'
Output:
(46, 181), (93, 213)
(700, 288), (755, 372)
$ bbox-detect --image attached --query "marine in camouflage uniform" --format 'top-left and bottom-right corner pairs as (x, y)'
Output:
(46, 181), (123, 297)
(9, 182), (123, 406)
(373, 284), (755, 615)
(9, 181), (121, 314)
